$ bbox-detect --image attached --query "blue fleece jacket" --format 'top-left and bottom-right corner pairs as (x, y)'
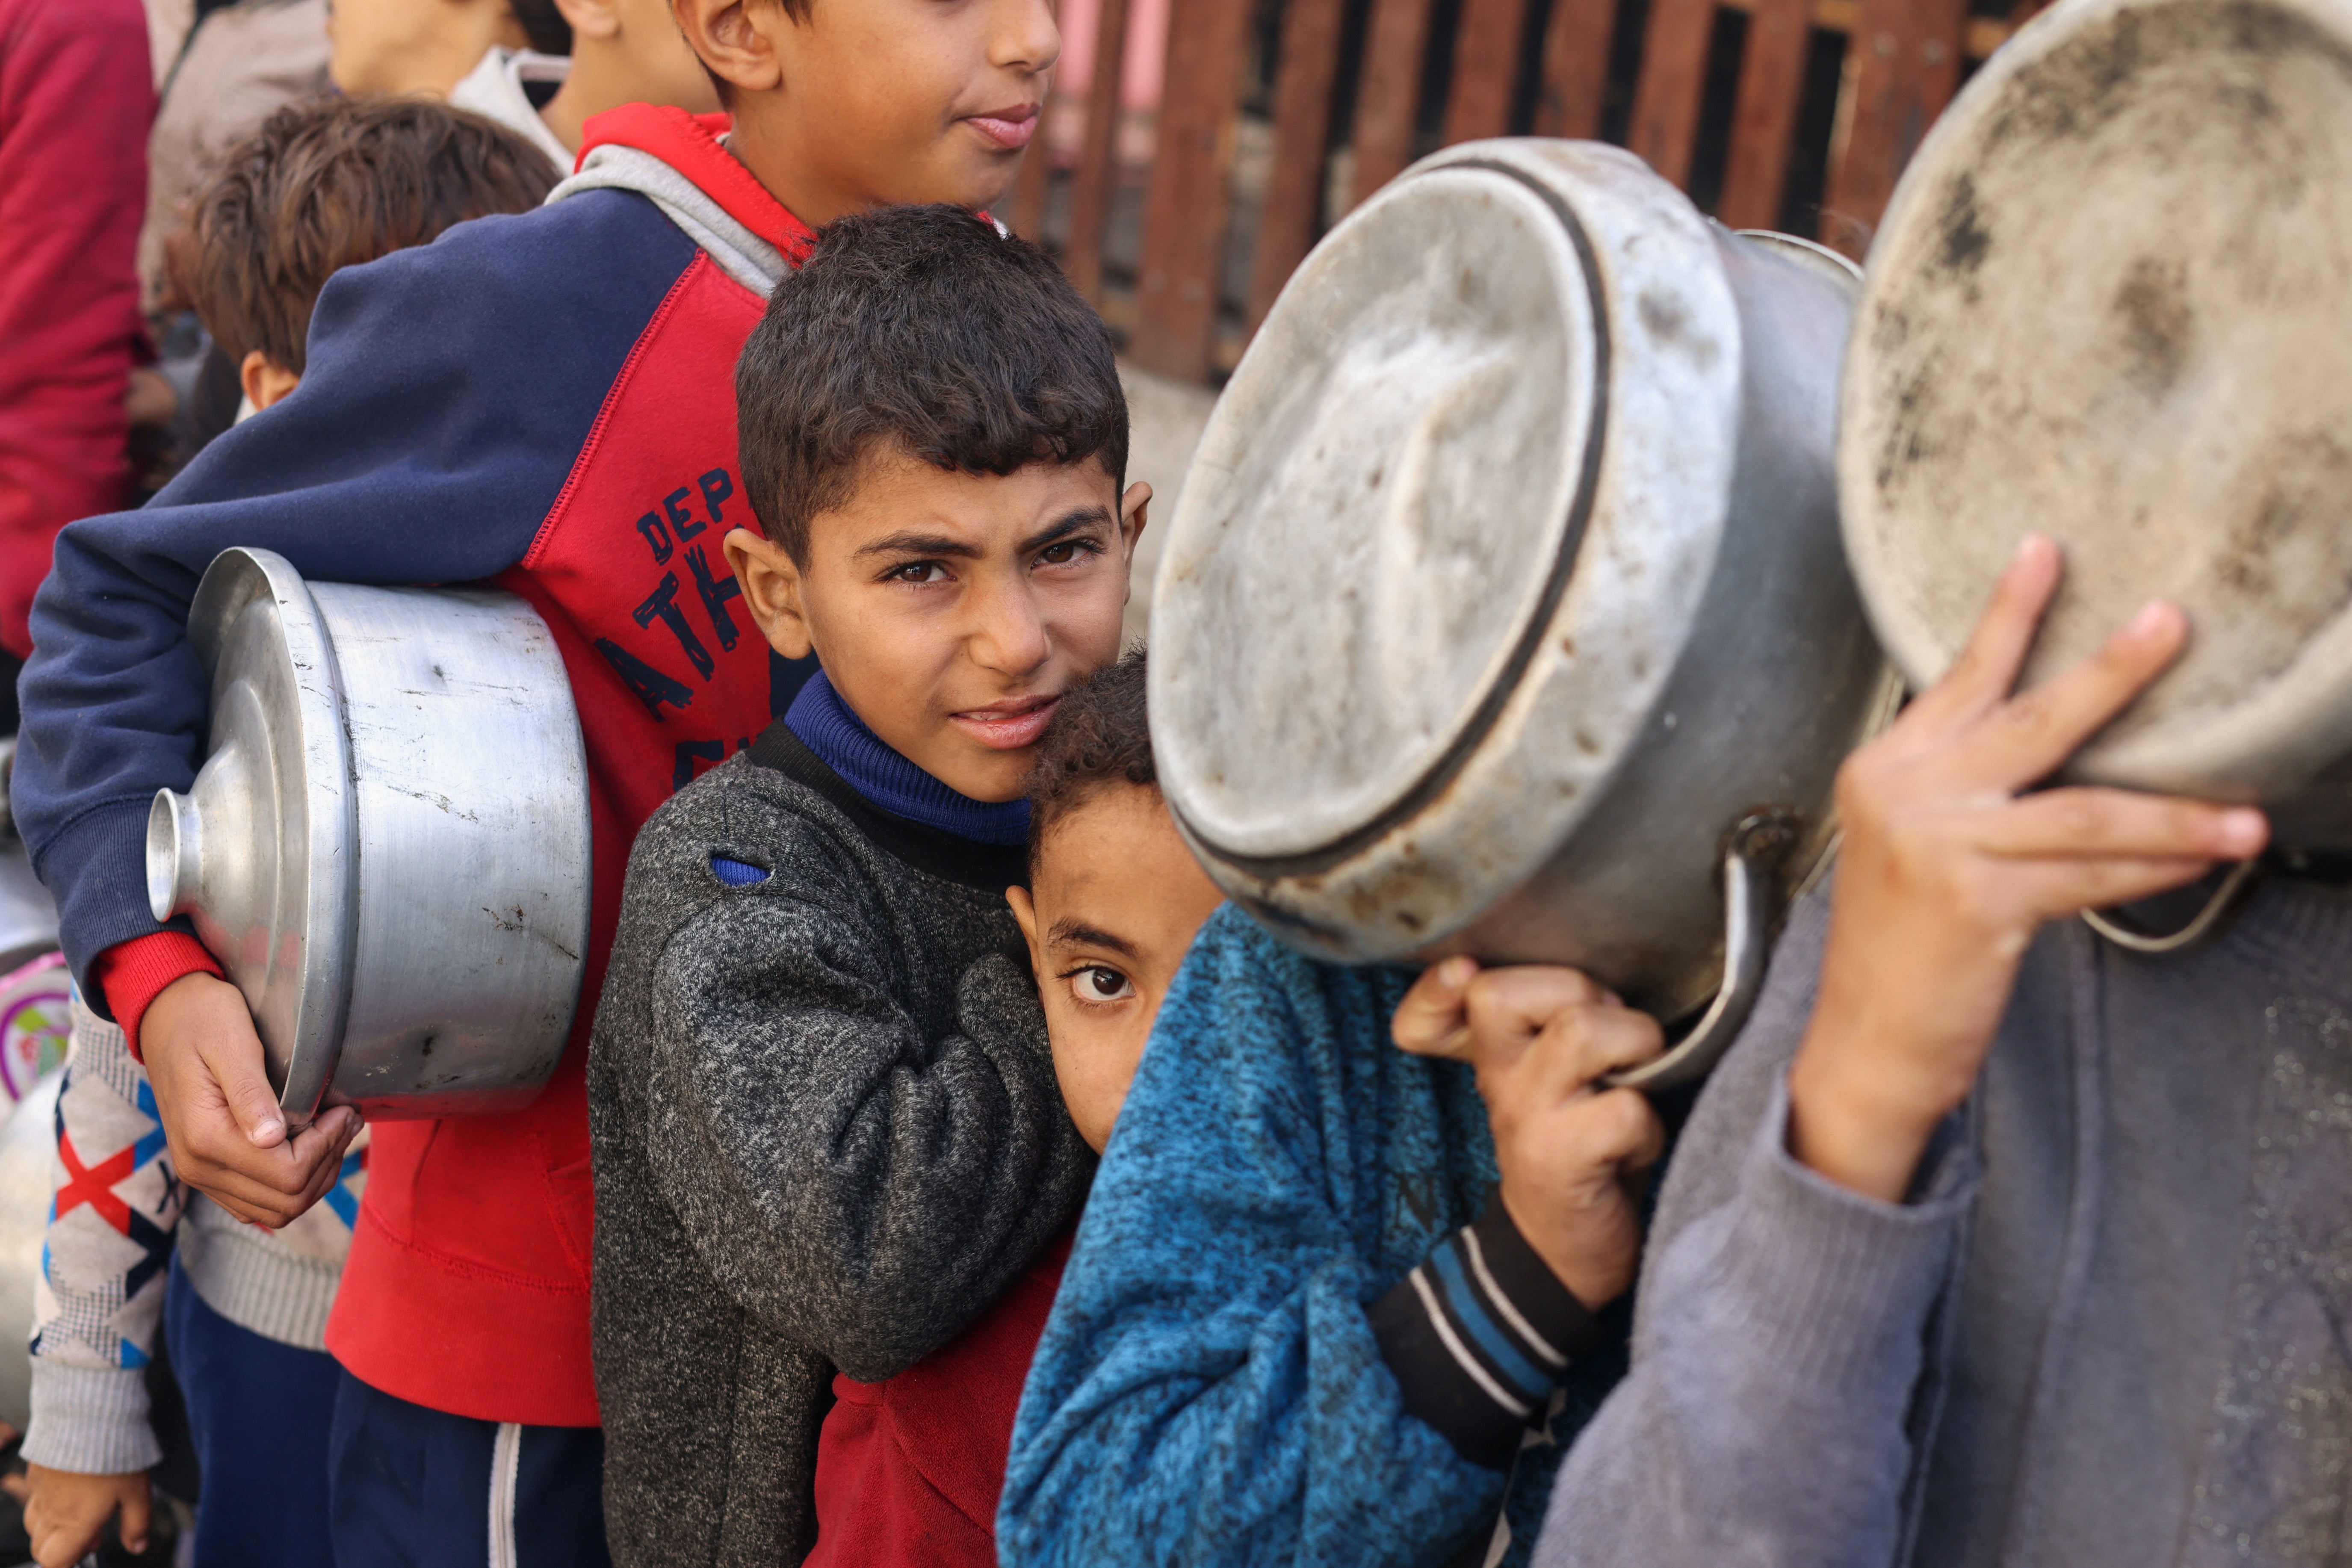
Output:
(998, 906), (1626, 1568)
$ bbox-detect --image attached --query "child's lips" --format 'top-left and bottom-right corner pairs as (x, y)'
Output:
(951, 696), (1059, 750)
(966, 108), (1040, 151)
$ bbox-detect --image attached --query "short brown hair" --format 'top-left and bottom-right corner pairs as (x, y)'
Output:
(1027, 651), (1153, 867)
(183, 97), (558, 373)
(736, 204), (1128, 564)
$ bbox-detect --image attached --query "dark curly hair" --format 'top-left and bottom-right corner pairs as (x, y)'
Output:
(1027, 651), (1152, 868)
(735, 203), (1127, 564)
(183, 96), (556, 373)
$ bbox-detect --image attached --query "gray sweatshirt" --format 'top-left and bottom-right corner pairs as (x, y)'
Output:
(588, 728), (1093, 1568)
(1535, 871), (2352, 1568)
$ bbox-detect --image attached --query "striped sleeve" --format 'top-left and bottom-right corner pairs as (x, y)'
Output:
(1366, 1187), (1610, 1468)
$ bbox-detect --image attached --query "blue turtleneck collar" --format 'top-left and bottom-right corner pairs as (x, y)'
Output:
(783, 670), (1033, 846)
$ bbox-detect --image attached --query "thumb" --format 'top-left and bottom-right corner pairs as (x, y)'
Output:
(1393, 956), (1479, 1058)
(201, 1021), (288, 1149)
(118, 1481), (152, 1554)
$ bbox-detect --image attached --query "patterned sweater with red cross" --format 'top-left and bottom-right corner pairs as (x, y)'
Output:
(21, 1001), (367, 1474)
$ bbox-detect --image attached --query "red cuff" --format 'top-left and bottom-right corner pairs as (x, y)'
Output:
(92, 933), (222, 1063)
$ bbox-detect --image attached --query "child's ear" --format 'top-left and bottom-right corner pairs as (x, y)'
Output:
(1005, 883), (1043, 974)
(1118, 481), (1151, 561)
(672, 0), (784, 95)
(722, 526), (816, 660)
(239, 351), (300, 413)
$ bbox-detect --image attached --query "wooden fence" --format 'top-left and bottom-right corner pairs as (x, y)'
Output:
(1009, 0), (2056, 384)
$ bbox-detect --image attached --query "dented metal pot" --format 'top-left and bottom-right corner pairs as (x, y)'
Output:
(147, 548), (590, 1124)
(1843, 0), (2352, 845)
(1150, 139), (1890, 1087)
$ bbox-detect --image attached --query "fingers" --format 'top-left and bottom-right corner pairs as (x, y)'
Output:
(1581, 1087), (1668, 1173)
(1905, 534), (2062, 730)
(174, 1108), (359, 1226)
(1522, 1003), (1664, 1100)
(1980, 788), (2266, 863)
(1960, 599), (2188, 788)
(201, 1025), (289, 1149)
(1392, 956), (1477, 1058)
(2008, 855), (2235, 924)
(118, 1481), (151, 1555)
(1456, 966), (1613, 1063)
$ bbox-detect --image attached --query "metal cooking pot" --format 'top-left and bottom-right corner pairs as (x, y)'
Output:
(1150, 139), (1890, 1088)
(147, 548), (590, 1124)
(1842, 0), (2352, 846)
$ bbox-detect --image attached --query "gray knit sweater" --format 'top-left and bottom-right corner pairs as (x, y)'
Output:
(588, 728), (1093, 1568)
(1534, 871), (2352, 1568)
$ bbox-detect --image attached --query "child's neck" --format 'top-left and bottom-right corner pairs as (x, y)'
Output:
(725, 114), (866, 230)
(785, 670), (1031, 846)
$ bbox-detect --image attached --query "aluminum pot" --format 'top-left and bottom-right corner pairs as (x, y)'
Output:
(1150, 139), (1890, 1088)
(148, 548), (591, 1124)
(1842, 0), (2352, 846)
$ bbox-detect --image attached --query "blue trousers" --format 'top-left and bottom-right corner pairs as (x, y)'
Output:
(328, 1368), (610, 1568)
(164, 1254), (341, 1568)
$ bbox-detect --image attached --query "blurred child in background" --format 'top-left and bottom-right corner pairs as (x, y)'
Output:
(15, 97), (555, 1568)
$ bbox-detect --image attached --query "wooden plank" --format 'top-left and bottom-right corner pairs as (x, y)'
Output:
(1128, 0), (1252, 380)
(1712, 0), (2015, 62)
(1715, 0), (1813, 229)
(1062, 0), (1134, 303)
(1534, 0), (1621, 138)
(1823, 0), (1969, 238)
(1442, 0), (1536, 145)
(1244, 0), (1349, 334)
(1349, 0), (1440, 206)
(1625, 0), (1719, 189)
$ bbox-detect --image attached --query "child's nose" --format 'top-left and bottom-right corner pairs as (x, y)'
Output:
(991, 0), (1061, 75)
(969, 583), (1053, 676)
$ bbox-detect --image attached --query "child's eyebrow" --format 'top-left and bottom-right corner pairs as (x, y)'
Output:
(856, 530), (979, 560)
(1019, 506), (1115, 555)
(1048, 917), (1141, 960)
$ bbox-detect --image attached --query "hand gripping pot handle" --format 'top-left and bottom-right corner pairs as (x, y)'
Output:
(142, 547), (591, 1126)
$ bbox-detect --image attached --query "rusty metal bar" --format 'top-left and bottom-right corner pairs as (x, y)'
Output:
(1128, 0), (1252, 380)
(1442, 0), (1536, 145)
(1349, 0), (1440, 206)
(1245, 0), (1349, 335)
(1061, 0), (1135, 303)
(1626, 0), (1719, 188)
(1716, 0), (1814, 229)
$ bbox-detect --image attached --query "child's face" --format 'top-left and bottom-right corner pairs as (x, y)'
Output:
(682, 0), (1059, 224)
(724, 452), (1147, 802)
(329, 0), (523, 96)
(1006, 784), (1226, 1154)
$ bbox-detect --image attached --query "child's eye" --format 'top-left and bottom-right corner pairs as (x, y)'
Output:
(886, 561), (948, 584)
(1064, 965), (1135, 1003)
(1036, 538), (1101, 567)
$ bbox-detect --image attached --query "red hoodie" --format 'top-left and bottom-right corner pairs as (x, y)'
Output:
(0, 0), (152, 660)
(86, 107), (816, 1425)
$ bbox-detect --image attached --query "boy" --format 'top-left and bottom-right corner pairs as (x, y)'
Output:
(16, 97), (555, 1568)
(588, 201), (1146, 1566)
(999, 801), (1671, 1554)
(798, 651), (1224, 1564)
(12, 0), (1060, 1559)
(1532, 537), (2286, 1568)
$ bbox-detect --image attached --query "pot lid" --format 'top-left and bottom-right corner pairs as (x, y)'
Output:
(148, 549), (355, 1112)
(1150, 160), (1602, 863)
(1841, 0), (2352, 799)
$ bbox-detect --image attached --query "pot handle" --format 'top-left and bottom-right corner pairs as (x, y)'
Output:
(1601, 814), (1785, 1094)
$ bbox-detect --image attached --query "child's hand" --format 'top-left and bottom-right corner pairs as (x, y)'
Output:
(1395, 960), (1666, 1309)
(142, 972), (363, 1228)
(1788, 535), (2269, 1203)
(6, 1463), (151, 1566)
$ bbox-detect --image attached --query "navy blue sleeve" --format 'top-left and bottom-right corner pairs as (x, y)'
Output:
(15, 190), (697, 1002)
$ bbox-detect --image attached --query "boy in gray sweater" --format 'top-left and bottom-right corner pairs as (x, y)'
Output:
(587, 204), (1146, 1566)
(1532, 536), (2339, 1568)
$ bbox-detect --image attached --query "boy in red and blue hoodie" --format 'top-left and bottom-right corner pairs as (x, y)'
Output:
(12, 0), (1060, 1561)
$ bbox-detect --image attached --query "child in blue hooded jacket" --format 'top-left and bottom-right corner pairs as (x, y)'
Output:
(999, 902), (1672, 1567)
